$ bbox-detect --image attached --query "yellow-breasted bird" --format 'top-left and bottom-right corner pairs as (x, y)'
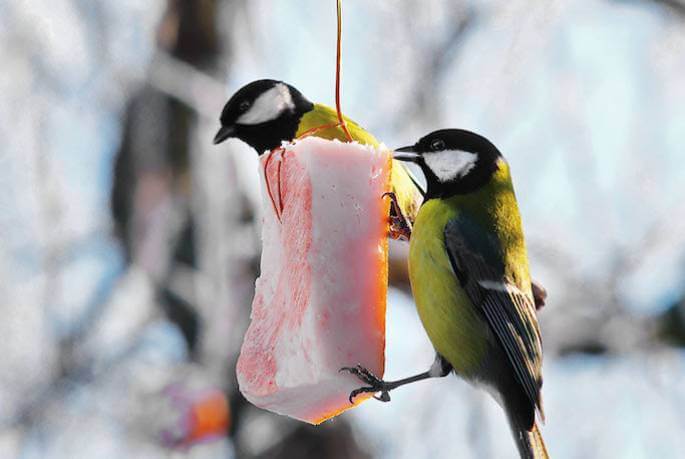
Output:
(212, 79), (423, 236)
(342, 129), (547, 459)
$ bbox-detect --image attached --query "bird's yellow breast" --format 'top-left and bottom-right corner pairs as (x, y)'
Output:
(408, 199), (490, 374)
(408, 161), (531, 374)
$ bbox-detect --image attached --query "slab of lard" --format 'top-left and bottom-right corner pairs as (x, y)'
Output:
(237, 137), (391, 424)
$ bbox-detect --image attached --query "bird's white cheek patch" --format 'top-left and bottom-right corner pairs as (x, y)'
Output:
(424, 150), (477, 182)
(237, 83), (295, 125)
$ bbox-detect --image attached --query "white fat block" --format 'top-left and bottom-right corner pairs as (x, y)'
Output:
(236, 137), (392, 424)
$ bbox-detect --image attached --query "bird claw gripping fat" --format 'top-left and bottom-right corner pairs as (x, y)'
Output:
(236, 137), (392, 424)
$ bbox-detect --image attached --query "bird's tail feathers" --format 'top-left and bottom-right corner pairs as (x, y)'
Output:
(511, 421), (549, 459)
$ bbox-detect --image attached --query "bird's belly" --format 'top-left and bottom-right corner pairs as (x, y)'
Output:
(408, 229), (489, 375)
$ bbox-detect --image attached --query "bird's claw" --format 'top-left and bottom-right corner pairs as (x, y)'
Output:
(339, 364), (392, 404)
(382, 192), (412, 241)
(389, 216), (412, 241)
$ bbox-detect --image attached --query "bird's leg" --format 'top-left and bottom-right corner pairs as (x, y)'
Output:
(382, 192), (412, 241)
(531, 279), (547, 310)
(340, 354), (452, 404)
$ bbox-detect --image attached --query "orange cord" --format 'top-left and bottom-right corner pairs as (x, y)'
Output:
(270, 1), (351, 225)
(335, 0), (353, 141)
(295, 0), (352, 143)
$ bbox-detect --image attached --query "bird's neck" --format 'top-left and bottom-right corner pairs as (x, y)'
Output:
(239, 114), (305, 155)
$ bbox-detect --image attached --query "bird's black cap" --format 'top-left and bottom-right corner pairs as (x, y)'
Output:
(393, 129), (502, 198)
(213, 79), (313, 154)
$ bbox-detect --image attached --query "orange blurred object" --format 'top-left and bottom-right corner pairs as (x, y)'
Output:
(184, 390), (230, 444)
(161, 386), (230, 448)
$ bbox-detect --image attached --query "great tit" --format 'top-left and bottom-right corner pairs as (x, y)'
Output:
(213, 79), (423, 236)
(343, 129), (548, 459)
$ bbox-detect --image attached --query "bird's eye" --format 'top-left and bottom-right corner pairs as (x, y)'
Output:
(239, 100), (251, 112)
(430, 139), (445, 151)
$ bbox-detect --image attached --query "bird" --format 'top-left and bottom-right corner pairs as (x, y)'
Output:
(212, 79), (423, 238)
(342, 129), (548, 459)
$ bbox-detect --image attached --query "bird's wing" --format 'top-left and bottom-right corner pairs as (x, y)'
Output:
(444, 216), (543, 411)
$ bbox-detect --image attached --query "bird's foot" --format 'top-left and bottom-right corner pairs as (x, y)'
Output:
(382, 192), (412, 241)
(339, 364), (393, 404)
(389, 216), (412, 241)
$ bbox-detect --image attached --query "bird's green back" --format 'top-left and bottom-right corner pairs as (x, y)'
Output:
(298, 103), (380, 147)
(408, 159), (531, 374)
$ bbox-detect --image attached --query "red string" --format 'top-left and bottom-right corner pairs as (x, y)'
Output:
(277, 150), (288, 217)
(263, 147), (284, 223)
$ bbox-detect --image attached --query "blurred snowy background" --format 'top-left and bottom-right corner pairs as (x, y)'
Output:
(2, 0), (685, 457)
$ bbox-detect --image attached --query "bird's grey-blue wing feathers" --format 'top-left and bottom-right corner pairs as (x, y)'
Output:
(444, 216), (543, 413)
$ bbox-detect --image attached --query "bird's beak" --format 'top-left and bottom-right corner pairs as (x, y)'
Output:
(393, 146), (420, 162)
(213, 125), (235, 145)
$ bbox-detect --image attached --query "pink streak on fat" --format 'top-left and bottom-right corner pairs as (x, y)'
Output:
(236, 151), (313, 395)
